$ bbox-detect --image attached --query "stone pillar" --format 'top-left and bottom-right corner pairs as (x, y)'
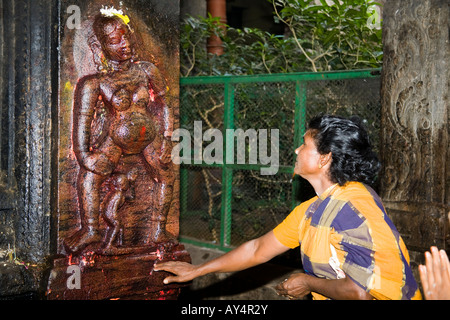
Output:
(380, 0), (449, 251)
(0, 0), (56, 298)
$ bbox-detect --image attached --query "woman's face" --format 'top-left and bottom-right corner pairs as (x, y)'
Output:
(294, 131), (322, 179)
(101, 21), (133, 62)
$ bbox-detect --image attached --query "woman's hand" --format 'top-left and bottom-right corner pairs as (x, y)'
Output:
(275, 271), (373, 300)
(419, 246), (450, 300)
(154, 261), (199, 284)
(275, 273), (311, 299)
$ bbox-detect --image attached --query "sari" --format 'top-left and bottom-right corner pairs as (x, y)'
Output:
(273, 182), (421, 300)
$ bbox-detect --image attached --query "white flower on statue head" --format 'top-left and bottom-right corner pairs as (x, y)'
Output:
(99, 6), (130, 25)
(100, 6), (124, 17)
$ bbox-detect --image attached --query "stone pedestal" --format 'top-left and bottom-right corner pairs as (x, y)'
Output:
(47, 243), (190, 300)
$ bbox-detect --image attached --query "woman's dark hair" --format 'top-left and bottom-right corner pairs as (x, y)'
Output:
(307, 114), (381, 186)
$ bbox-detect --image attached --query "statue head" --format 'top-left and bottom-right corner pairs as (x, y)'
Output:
(89, 14), (137, 72)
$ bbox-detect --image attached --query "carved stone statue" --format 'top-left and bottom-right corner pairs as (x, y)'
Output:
(46, 3), (190, 300)
(100, 168), (139, 251)
(64, 13), (175, 254)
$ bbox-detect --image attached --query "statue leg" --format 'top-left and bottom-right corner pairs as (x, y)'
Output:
(101, 190), (125, 249)
(64, 169), (106, 253)
(65, 137), (122, 253)
(142, 137), (175, 243)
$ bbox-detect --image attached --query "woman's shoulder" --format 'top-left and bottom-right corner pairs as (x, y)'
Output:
(296, 195), (319, 211)
(334, 181), (379, 201)
(286, 195), (319, 220)
(334, 182), (387, 220)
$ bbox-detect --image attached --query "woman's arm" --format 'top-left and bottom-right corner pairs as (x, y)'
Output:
(276, 272), (373, 300)
(154, 231), (290, 284)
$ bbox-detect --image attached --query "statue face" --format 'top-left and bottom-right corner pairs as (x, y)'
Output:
(100, 21), (133, 62)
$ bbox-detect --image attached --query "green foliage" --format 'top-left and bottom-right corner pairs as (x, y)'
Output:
(180, 0), (382, 76)
(179, 1), (383, 246)
(273, 0), (383, 71)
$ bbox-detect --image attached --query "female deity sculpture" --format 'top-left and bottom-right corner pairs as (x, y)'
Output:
(64, 12), (175, 254)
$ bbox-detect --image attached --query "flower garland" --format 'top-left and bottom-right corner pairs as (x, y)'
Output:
(100, 5), (130, 25)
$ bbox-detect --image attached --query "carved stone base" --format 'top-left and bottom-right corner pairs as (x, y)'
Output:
(46, 243), (190, 300)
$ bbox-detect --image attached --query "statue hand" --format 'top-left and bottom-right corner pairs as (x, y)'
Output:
(80, 152), (115, 176)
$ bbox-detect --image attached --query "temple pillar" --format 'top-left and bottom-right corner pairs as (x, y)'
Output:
(380, 0), (449, 252)
(0, 0), (56, 299)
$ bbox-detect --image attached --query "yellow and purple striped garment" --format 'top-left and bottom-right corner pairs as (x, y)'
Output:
(273, 182), (421, 300)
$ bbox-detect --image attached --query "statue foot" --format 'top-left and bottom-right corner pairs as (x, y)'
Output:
(64, 227), (103, 254)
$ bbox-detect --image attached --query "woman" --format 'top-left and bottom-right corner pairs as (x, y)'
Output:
(155, 114), (421, 300)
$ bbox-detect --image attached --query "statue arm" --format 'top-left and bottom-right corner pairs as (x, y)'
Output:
(140, 62), (174, 166)
(139, 62), (173, 137)
(152, 70), (174, 164)
(73, 76), (98, 156)
(72, 76), (113, 175)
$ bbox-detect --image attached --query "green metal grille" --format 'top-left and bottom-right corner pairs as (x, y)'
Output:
(178, 69), (381, 251)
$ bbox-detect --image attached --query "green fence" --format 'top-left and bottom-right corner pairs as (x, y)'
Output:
(178, 69), (381, 251)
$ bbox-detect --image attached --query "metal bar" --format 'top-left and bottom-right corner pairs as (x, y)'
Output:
(220, 79), (234, 247)
(292, 80), (308, 209)
(182, 162), (293, 173)
(180, 236), (233, 252)
(180, 68), (381, 85)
